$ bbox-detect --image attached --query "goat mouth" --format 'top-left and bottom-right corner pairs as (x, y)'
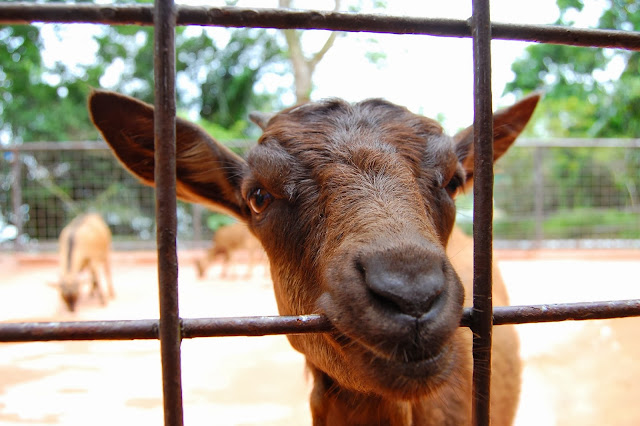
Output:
(328, 330), (454, 383)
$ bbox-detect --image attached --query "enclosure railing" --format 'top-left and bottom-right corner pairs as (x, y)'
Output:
(1, 2), (640, 426)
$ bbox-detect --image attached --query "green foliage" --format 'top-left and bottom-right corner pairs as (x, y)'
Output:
(187, 28), (287, 128)
(206, 213), (236, 232)
(1, 1), (288, 144)
(89, 24), (286, 136)
(504, 0), (640, 138)
(0, 25), (97, 143)
(1, 0), (287, 244)
(196, 119), (248, 142)
(496, 1), (640, 241)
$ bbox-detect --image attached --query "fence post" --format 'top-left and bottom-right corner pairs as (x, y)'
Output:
(534, 146), (544, 247)
(10, 148), (24, 250)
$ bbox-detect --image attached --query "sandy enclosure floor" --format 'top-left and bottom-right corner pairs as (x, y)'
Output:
(1, 248), (639, 426)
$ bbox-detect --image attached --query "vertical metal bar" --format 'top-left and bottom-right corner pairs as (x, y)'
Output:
(153, 0), (184, 425)
(470, 0), (493, 425)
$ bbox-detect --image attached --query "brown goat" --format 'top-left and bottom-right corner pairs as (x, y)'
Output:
(56, 213), (114, 312)
(89, 90), (538, 425)
(195, 222), (265, 279)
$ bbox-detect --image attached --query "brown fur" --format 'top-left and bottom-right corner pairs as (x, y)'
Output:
(195, 222), (265, 279)
(56, 213), (114, 312)
(88, 90), (539, 425)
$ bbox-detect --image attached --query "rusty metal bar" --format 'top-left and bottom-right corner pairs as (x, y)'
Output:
(1, 4), (639, 50)
(3, 300), (640, 342)
(491, 300), (640, 325)
(470, 1), (493, 424)
(181, 315), (332, 338)
(0, 319), (159, 342)
(152, 0), (184, 425)
(0, 315), (332, 342)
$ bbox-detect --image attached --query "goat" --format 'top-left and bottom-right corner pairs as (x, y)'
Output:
(56, 213), (114, 312)
(89, 90), (538, 425)
(195, 221), (265, 279)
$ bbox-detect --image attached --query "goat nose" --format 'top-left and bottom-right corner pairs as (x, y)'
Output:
(358, 250), (445, 318)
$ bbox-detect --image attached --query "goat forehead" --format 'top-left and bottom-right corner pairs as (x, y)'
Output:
(248, 99), (457, 196)
(260, 99), (449, 160)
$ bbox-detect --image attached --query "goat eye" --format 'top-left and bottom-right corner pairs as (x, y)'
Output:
(248, 188), (274, 214)
(444, 174), (464, 197)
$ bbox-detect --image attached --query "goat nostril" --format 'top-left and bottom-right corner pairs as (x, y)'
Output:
(359, 252), (446, 318)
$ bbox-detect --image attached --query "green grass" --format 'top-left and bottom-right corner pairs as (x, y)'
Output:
(457, 208), (640, 240)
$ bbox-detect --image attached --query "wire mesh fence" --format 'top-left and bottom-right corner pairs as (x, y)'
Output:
(0, 140), (254, 252)
(2, 139), (639, 252)
(456, 138), (640, 248)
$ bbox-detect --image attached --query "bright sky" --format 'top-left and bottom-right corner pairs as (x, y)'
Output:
(39, 0), (605, 133)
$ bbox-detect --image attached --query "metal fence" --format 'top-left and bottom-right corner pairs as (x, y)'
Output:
(2, 139), (639, 252)
(494, 138), (640, 248)
(460, 138), (640, 248)
(0, 140), (254, 252)
(1, 2), (640, 426)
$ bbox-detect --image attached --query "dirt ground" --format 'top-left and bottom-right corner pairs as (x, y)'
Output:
(1, 248), (639, 426)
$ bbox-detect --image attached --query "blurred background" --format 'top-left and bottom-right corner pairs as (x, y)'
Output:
(1, 0), (638, 252)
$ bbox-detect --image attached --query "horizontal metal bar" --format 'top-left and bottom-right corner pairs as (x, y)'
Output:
(1, 4), (638, 50)
(0, 315), (331, 342)
(491, 299), (640, 326)
(2, 300), (639, 343)
(0, 319), (159, 341)
(181, 314), (332, 338)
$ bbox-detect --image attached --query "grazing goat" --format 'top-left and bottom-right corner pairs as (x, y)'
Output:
(195, 222), (265, 279)
(89, 90), (538, 425)
(56, 213), (114, 312)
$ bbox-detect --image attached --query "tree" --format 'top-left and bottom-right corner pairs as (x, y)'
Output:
(0, 24), (98, 143)
(504, 0), (640, 138)
(91, 24), (287, 138)
(180, 28), (286, 130)
(278, 0), (386, 104)
(279, 0), (340, 104)
(1, 0), (289, 242)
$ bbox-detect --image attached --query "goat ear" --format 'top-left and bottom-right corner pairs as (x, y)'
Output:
(453, 93), (540, 186)
(249, 111), (273, 130)
(88, 90), (250, 220)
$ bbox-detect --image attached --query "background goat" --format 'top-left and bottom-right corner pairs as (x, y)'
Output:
(195, 222), (265, 279)
(55, 213), (114, 312)
(89, 91), (538, 425)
